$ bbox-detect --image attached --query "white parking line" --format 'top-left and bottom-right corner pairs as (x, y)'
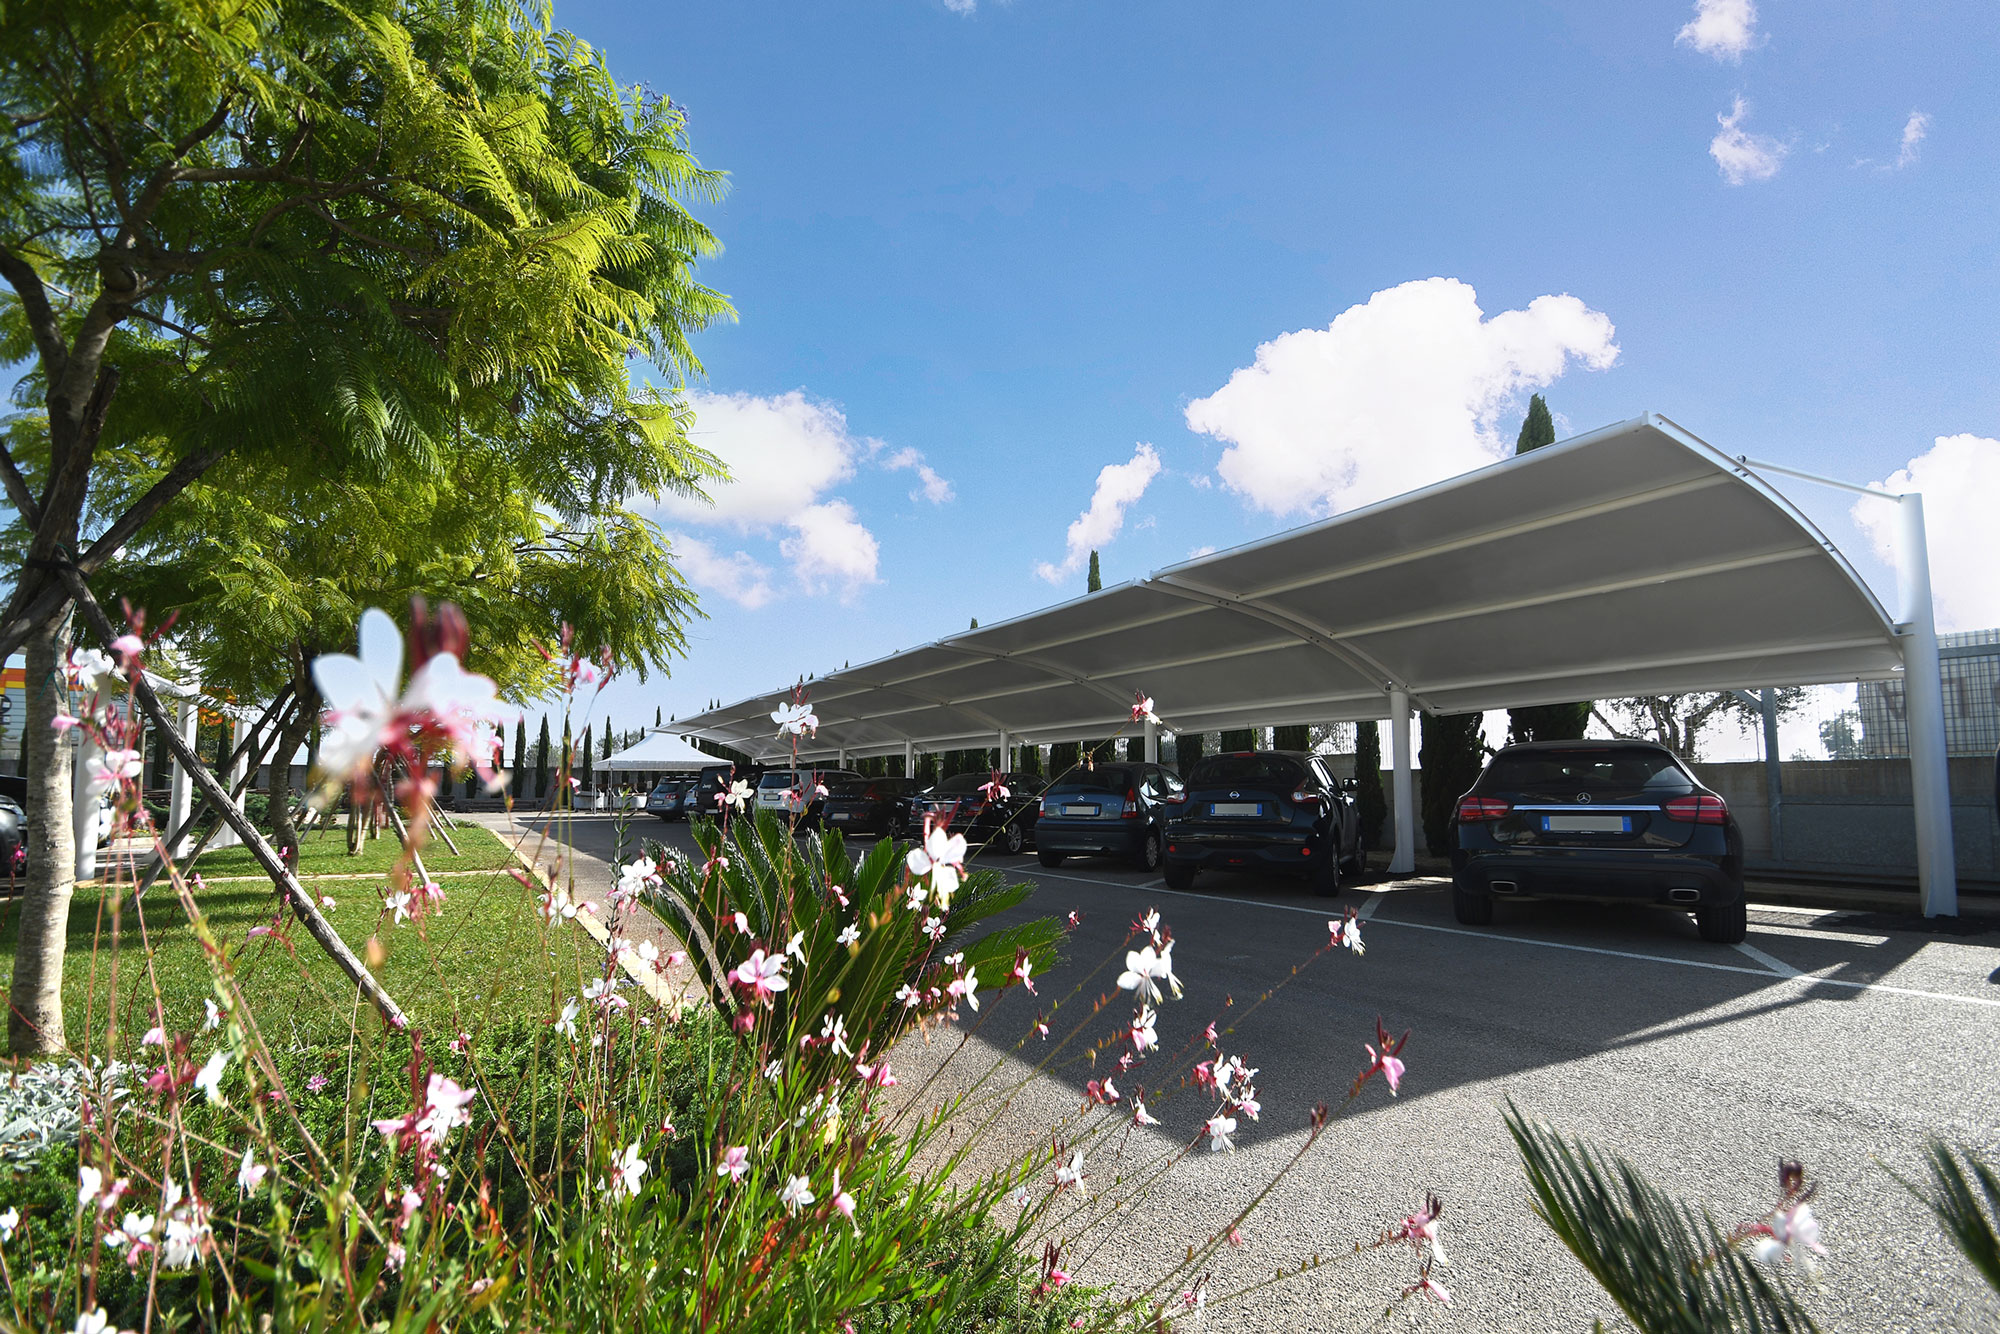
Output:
(1732, 941), (1804, 978)
(1012, 862), (2000, 1012)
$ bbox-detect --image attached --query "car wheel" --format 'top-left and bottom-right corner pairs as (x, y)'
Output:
(1134, 829), (1163, 872)
(1163, 860), (1196, 891)
(1696, 899), (1748, 944)
(1001, 822), (1027, 855)
(1452, 879), (1494, 925)
(1037, 848), (1065, 868)
(1310, 844), (1342, 897)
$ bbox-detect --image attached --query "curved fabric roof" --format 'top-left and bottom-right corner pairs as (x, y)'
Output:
(600, 729), (720, 771)
(676, 414), (1904, 762)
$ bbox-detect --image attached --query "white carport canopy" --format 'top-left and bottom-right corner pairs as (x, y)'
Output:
(600, 729), (720, 772)
(676, 414), (1955, 913)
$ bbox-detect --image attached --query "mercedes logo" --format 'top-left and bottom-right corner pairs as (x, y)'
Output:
(1576, 792), (1593, 804)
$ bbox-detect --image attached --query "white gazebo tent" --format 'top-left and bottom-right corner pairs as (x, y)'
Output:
(599, 729), (722, 776)
(670, 414), (1958, 915)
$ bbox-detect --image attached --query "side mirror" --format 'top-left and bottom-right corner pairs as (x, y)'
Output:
(1342, 777), (1359, 792)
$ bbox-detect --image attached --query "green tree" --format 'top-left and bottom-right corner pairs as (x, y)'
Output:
(1354, 721), (1386, 850)
(1171, 730), (1204, 777)
(512, 718), (528, 800)
(534, 715), (551, 801)
(1819, 709), (1864, 760)
(1506, 395), (1591, 746)
(1219, 728), (1257, 753)
(0, 0), (729, 1053)
(1086, 550), (1102, 593)
(1420, 711), (1485, 855)
(1592, 690), (1805, 762)
(603, 717), (615, 760)
(1273, 725), (1312, 752)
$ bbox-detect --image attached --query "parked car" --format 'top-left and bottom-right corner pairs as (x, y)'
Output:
(908, 772), (1047, 856)
(645, 776), (696, 821)
(691, 761), (763, 818)
(0, 794), (22, 877)
(1034, 762), (1183, 871)
(755, 768), (864, 828)
(1449, 739), (1747, 943)
(821, 775), (920, 837)
(1161, 750), (1360, 895)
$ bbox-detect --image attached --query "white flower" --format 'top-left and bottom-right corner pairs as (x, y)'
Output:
(1131, 693), (1161, 726)
(1117, 946), (1166, 1002)
(0, 1206), (16, 1241)
(311, 608), (507, 781)
(77, 1164), (103, 1210)
(771, 702), (819, 737)
(72, 1308), (124, 1334)
(385, 891), (412, 924)
(1052, 1148), (1088, 1195)
(194, 1049), (229, 1105)
(905, 823), (969, 909)
(719, 779), (753, 812)
(732, 910), (750, 935)
(1204, 1113), (1237, 1152)
(779, 1174), (816, 1214)
(896, 983), (922, 1008)
(67, 648), (118, 694)
(615, 856), (660, 901)
(1753, 1203), (1827, 1276)
(836, 922), (860, 946)
(1130, 1005), (1158, 1053)
(555, 998), (580, 1038)
(84, 748), (143, 796)
(202, 998), (221, 1032)
(236, 1147), (268, 1194)
(904, 883), (928, 913)
(763, 1059), (784, 1081)
(731, 948), (790, 1002)
(1131, 1100), (1160, 1127)
(946, 967), (980, 1013)
(1008, 1185), (1031, 1209)
(923, 915), (946, 942)
(820, 1013), (853, 1057)
(1330, 915), (1364, 956)
(609, 1141), (648, 1199)
(1154, 939), (1183, 998)
(785, 930), (807, 965)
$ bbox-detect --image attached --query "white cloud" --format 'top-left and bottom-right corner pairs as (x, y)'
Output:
(647, 390), (888, 601)
(1187, 545), (1218, 560)
(941, 0), (977, 12)
(1710, 97), (1787, 185)
(1897, 111), (1931, 168)
(781, 500), (881, 601)
(1676, 0), (1759, 61)
(1034, 443), (1162, 583)
(1183, 278), (1618, 519)
(669, 535), (775, 609)
(881, 446), (955, 504)
(1852, 435), (2000, 633)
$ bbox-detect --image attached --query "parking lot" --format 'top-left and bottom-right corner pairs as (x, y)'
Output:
(488, 810), (2000, 1331)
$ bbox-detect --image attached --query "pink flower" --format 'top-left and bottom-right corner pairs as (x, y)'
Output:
(111, 633), (145, 662)
(1357, 1016), (1410, 1097)
(1329, 909), (1365, 956)
(1131, 692), (1160, 725)
(1011, 948), (1036, 993)
(730, 949), (789, 1004)
(946, 966), (980, 1013)
(716, 1145), (751, 1183)
(1084, 1078), (1120, 1106)
(1402, 1276), (1452, 1306)
(1130, 1005), (1158, 1053)
(979, 769), (1011, 802)
(1131, 1100), (1159, 1127)
(306, 1074), (329, 1093)
(831, 1167), (857, 1227)
(141, 1027), (166, 1047)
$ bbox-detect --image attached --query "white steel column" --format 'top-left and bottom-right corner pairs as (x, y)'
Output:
(903, 739), (915, 780)
(165, 697), (198, 859)
(1896, 495), (1957, 917)
(1143, 718), (1158, 763)
(211, 728), (249, 851)
(997, 730), (1011, 773)
(1388, 690), (1416, 876)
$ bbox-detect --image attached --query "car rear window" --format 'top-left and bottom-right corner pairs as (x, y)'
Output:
(1186, 754), (1305, 788)
(934, 773), (993, 794)
(1047, 765), (1136, 795)
(827, 778), (873, 796)
(757, 771), (801, 790)
(1483, 747), (1691, 794)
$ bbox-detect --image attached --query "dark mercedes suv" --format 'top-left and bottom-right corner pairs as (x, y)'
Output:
(1450, 740), (1747, 943)
(1161, 751), (1360, 895)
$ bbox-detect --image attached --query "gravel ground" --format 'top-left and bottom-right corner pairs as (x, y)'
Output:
(499, 812), (2000, 1332)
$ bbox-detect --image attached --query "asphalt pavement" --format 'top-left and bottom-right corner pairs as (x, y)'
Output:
(489, 809), (2000, 1332)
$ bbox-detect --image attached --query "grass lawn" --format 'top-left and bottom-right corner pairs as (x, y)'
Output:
(188, 822), (521, 877)
(0, 862), (598, 1055)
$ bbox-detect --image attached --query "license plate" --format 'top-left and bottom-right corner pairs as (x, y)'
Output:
(1211, 802), (1261, 817)
(830, 812), (850, 821)
(1542, 814), (1631, 833)
(1063, 804), (1097, 816)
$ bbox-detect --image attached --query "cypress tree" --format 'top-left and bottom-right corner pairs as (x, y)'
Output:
(1273, 724), (1312, 752)
(1049, 740), (1080, 778)
(511, 718), (527, 798)
(1218, 728), (1256, 753)
(969, 617), (978, 629)
(1420, 712), (1486, 855)
(655, 706), (662, 726)
(1507, 393), (1592, 743)
(1125, 736), (1143, 763)
(534, 716), (550, 800)
(1354, 721), (1386, 849)
(1087, 550), (1102, 593)
(1174, 730), (1205, 777)
(602, 717), (613, 758)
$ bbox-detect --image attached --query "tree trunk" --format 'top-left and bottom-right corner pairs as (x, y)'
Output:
(266, 702), (313, 868)
(346, 798), (363, 855)
(9, 611), (76, 1054)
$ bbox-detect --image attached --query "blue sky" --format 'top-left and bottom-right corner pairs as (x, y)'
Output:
(557, 0), (1999, 747)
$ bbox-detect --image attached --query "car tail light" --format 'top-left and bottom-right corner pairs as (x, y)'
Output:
(1291, 788), (1321, 808)
(864, 785), (880, 800)
(1121, 788), (1140, 819)
(1663, 794), (1729, 825)
(1455, 795), (1510, 823)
